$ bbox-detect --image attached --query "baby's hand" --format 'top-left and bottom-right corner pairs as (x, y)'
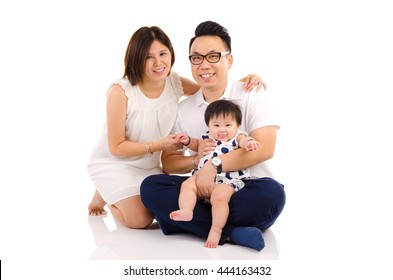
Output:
(175, 133), (190, 145)
(245, 139), (260, 151)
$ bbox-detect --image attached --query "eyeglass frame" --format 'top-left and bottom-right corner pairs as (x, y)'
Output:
(188, 51), (231, 65)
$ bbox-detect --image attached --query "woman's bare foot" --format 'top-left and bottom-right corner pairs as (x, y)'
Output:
(88, 190), (107, 216)
(205, 226), (222, 248)
(169, 209), (193, 221)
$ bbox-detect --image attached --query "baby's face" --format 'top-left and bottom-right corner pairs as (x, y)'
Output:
(208, 114), (239, 142)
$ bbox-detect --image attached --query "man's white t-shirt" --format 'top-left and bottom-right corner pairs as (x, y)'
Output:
(172, 80), (280, 179)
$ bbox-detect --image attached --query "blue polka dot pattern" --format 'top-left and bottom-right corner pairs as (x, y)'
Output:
(192, 130), (251, 192)
(221, 147), (229, 154)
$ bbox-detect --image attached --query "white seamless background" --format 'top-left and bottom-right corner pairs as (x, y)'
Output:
(1, 0), (392, 279)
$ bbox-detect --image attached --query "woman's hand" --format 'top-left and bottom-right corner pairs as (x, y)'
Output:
(240, 73), (267, 92)
(158, 134), (184, 151)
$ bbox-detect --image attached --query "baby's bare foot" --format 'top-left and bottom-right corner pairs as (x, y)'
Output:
(88, 190), (107, 216)
(169, 209), (193, 221)
(204, 226), (222, 248)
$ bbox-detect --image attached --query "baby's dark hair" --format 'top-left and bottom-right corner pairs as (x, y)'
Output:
(204, 100), (242, 126)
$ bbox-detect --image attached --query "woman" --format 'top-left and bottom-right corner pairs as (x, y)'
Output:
(87, 26), (263, 229)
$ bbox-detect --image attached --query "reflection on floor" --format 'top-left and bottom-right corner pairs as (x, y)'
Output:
(87, 214), (280, 260)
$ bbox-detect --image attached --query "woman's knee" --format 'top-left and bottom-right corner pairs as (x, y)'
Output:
(123, 213), (154, 229)
(111, 196), (154, 229)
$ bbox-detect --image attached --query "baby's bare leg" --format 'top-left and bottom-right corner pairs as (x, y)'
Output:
(205, 226), (222, 248)
(205, 184), (234, 248)
(170, 175), (197, 221)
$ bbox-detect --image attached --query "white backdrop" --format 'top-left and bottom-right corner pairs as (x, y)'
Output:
(1, 0), (392, 279)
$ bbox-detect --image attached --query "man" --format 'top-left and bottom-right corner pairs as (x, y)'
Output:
(141, 21), (285, 251)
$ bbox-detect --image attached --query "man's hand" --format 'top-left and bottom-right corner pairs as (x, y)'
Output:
(195, 160), (216, 196)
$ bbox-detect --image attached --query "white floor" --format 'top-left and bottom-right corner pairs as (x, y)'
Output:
(2, 154), (391, 280)
(87, 214), (281, 260)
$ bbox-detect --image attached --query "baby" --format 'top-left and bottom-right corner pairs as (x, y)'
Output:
(170, 99), (260, 248)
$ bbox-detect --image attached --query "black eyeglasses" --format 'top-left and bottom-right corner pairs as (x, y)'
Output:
(188, 52), (230, 65)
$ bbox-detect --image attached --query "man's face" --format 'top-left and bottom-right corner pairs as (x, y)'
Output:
(189, 35), (233, 91)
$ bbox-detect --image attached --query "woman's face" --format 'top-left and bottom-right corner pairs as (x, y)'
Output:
(143, 40), (172, 83)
